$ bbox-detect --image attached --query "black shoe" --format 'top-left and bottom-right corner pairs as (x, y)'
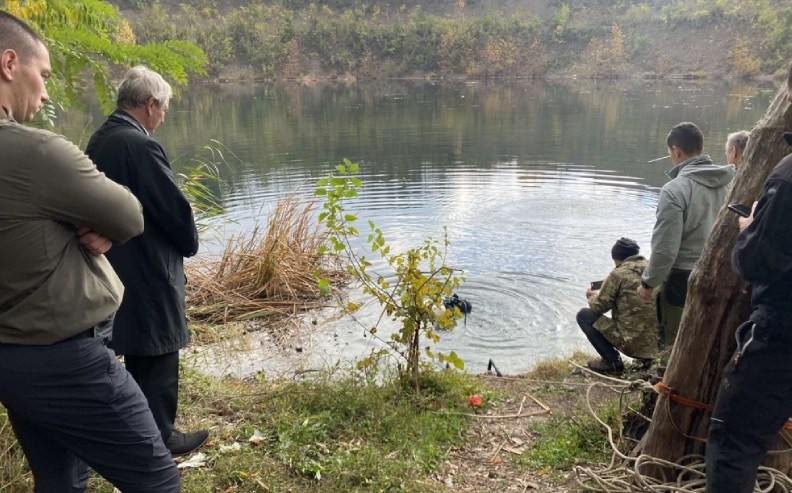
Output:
(165, 429), (209, 456)
(587, 358), (625, 375)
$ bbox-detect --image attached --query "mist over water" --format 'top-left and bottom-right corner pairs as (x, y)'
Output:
(58, 79), (775, 374)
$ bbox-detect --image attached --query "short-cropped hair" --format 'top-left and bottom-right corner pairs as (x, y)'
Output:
(116, 65), (172, 109)
(725, 130), (750, 154)
(667, 122), (704, 155)
(0, 11), (45, 63)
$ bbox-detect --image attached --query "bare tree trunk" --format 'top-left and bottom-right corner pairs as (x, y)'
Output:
(635, 83), (792, 472)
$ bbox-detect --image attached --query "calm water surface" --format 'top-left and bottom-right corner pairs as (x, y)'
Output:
(58, 80), (775, 374)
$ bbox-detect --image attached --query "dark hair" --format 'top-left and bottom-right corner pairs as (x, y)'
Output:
(666, 122), (704, 156)
(611, 237), (640, 261)
(0, 11), (45, 63)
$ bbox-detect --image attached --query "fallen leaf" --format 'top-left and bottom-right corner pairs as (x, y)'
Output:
(219, 442), (242, 453)
(177, 452), (207, 469)
(248, 429), (266, 445)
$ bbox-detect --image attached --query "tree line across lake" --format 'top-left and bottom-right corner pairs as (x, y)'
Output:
(122, 0), (792, 81)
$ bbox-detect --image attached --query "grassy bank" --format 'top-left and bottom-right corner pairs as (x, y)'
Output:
(0, 351), (651, 492)
(118, 0), (792, 81)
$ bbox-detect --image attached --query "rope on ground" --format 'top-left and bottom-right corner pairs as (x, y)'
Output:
(571, 374), (792, 492)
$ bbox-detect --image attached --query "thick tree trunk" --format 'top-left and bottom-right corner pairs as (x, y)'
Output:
(636, 83), (792, 472)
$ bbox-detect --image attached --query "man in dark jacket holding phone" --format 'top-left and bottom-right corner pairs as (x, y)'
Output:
(86, 66), (208, 456)
(705, 71), (792, 492)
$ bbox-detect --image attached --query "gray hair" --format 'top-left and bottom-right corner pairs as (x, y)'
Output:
(725, 130), (750, 154)
(116, 65), (172, 109)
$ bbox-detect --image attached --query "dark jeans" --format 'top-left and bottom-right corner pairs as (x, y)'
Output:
(0, 337), (180, 492)
(657, 269), (691, 348)
(577, 308), (620, 362)
(125, 352), (180, 440)
(706, 313), (792, 492)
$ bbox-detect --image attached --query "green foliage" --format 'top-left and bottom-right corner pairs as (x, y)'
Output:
(553, 3), (571, 38)
(173, 140), (231, 232)
(7, 0), (206, 115)
(129, 2), (541, 77)
(756, 0), (792, 69)
(107, 0), (792, 78)
(316, 160), (465, 390)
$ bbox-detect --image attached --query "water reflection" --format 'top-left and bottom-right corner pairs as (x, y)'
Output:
(56, 79), (775, 374)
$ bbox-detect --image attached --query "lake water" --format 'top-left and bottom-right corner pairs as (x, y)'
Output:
(56, 79), (775, 375)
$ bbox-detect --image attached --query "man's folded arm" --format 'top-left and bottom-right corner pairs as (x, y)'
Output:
(32, 134), (144, 243)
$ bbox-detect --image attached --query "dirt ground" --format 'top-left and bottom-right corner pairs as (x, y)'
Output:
(430, 365), (628, 493)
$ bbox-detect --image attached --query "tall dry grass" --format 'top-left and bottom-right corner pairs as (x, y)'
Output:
(186, 194), (347, 327)
(0, 410), (30, 491)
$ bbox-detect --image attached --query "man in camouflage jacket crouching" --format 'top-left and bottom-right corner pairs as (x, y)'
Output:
(577, 238), (658, 373)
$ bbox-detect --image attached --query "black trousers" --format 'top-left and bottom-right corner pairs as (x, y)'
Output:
(576, 308), (620, 362)
(0, 337), (180, 492)
(706, 315), (792, 492)
(657, 269), (691, 348)
(125, 351), (180, 440)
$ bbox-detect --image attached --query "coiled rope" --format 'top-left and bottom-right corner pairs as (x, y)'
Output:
(570, 363), (792, 492)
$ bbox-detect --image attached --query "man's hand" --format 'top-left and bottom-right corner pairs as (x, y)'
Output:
(738, 201), (758, 233)
(637, 285), (654, 301)
(585, 287), (596, 299)
(77, 226), (113, 255)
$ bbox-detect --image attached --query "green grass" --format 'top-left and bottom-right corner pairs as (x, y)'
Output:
(518, 413), (612, 472)
(178, 368), (473, 492)
(43, 366), (473, 493)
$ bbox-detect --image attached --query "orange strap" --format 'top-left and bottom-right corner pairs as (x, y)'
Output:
(653, 381), (792, 431)
(654, 382), (713, 412)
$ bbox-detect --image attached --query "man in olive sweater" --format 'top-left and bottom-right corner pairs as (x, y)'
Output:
(0, 11), (180, 492)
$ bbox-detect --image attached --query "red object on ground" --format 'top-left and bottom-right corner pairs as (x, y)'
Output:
(468, 394), (483, 407)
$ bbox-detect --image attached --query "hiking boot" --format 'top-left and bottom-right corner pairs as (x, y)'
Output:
(587, 357), (624, 374)
(165, 429), (209, 456)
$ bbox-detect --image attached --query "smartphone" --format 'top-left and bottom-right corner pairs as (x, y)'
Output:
(727, 203), (751, 218)
(590, 280), (604, 290)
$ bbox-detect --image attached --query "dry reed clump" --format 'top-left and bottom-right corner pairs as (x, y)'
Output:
(185, 195), (347, 328)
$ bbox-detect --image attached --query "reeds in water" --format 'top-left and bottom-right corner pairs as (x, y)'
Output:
(186, 195), (347, 327)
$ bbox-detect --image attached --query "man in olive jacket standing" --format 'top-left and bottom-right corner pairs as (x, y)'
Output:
(0, 12), (180, 491)
(86, 66), (208, 456)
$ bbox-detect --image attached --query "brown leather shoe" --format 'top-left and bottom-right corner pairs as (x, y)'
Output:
(587, 358), (624, 374)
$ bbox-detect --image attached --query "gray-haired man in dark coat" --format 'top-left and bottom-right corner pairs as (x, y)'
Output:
(86, 66), (208, 456)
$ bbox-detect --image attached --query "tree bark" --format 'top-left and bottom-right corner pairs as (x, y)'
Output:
(636, 83), (792, 472)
